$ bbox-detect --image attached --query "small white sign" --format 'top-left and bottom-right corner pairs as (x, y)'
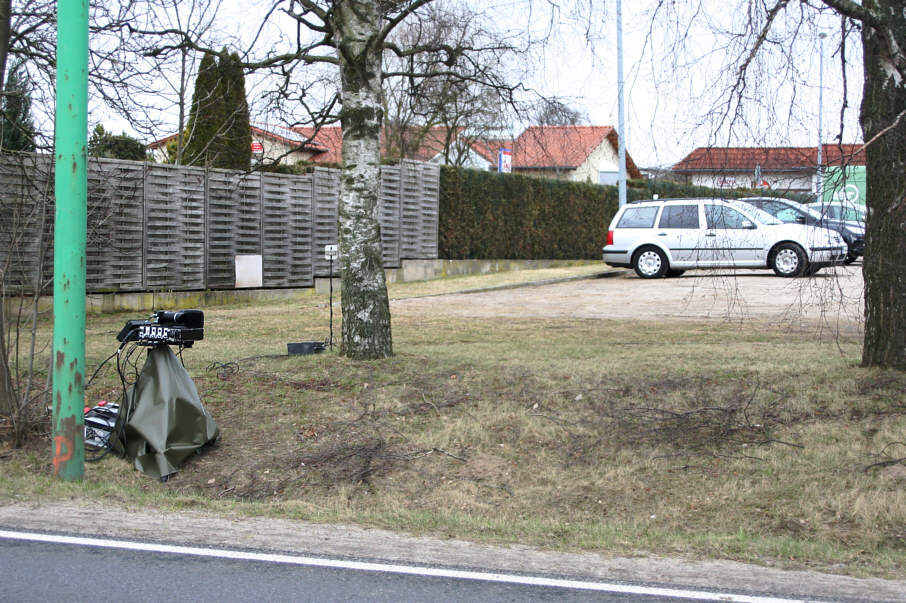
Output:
(324, 244), (338, 261)
(235, 254), (263, 288)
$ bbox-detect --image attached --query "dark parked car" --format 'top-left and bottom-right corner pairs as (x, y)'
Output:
(739, 197), (864, 264)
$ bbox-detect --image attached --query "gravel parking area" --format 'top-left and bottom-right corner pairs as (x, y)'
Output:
(393, 264), (865, 331)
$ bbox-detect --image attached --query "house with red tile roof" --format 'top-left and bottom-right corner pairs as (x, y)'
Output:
(148, 123), (642, 183)
(510, 125), (641, 183)
(147, 122), (340, 166)
(149, 123), (460, 168)
(672, 145), (866, 193)
(468, 126), (641, 182)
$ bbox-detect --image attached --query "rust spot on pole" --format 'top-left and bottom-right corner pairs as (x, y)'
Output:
(52, 416), (78, 476)
(56, 350), (65, 369)
(53, 435), (73, 475)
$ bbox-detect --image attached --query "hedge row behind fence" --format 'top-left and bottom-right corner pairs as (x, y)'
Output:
(438, 167), (787, 260)
(439, 167), (616, 260)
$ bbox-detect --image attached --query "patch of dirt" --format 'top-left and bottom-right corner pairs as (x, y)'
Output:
(455, 452), (512, 482)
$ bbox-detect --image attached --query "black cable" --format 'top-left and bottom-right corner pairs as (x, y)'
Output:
(85, 344), (131, 462)
(86, 350), (118, 389)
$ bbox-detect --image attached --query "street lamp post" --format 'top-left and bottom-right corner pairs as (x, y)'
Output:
(816, 32), (826, 202)
(617, 0), (627, 207)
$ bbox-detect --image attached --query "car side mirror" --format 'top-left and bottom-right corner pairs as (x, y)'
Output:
(743, 220), (756, 229)
(795, 216), (806, 224)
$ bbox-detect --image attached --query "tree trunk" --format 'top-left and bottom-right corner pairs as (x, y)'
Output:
(0, 0), (11, 93)
(333, 0), (393, 359)
(860, 1), (906, 368)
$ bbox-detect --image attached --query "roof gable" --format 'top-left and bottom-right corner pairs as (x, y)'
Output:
(291, 126), (344, 164)
(511, 125), (642, 179)
(514, 125), (613, 168)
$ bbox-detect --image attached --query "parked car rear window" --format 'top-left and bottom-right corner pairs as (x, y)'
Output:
(617, 206), (658, 228)
(658, 204), (700, 229)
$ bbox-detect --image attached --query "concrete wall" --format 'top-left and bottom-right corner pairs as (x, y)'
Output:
(63, 259), (600, 313)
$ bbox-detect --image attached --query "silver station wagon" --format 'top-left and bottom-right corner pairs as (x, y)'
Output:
(602, 198), (847, 278)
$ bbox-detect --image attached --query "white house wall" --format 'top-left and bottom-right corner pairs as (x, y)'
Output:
(252, 135), (312, 166)
(572, 139), (620, 183)
(688, 172), (814, 192)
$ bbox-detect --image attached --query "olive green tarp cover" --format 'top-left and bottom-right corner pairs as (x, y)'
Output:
(114, 345), (219, 479)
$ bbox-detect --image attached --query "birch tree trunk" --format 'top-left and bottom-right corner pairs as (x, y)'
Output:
(859, 0), (906, 368)
(332, 0), (393, 359)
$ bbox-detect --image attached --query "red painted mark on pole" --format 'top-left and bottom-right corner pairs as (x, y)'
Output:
(53, 436), (73, 476)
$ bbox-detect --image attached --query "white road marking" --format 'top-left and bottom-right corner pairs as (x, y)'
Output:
(0, 529), (814, 602)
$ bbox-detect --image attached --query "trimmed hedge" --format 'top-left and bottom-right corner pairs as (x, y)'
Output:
(439, 167), (621, 259)
(438, 166), (801, 260)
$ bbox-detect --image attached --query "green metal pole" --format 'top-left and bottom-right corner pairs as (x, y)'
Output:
(52, 0), (88, 480)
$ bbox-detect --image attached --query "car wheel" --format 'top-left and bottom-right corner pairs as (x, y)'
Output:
(666, 269), (685, 277)
(770, 242), (807, 277)
(633, 246), (668, 279)
(844, 253), (858, 265)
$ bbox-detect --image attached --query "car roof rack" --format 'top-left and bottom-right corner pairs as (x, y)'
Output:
(627, 197), (728, 204)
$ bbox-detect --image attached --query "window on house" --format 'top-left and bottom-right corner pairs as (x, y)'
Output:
(599, 171), (619, 185)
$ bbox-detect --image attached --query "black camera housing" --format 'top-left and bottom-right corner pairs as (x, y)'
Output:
(116, 310), (204, 347)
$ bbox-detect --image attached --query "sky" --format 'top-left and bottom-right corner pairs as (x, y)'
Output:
(102, 0), (865, 169)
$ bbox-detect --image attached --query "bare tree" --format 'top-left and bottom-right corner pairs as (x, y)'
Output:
(134, 0), (223, 164)
(649, 0), (905, 368)
(0, 155), (53, 444)
(381, 4), (515, 166)
(534, 98), (587, 127)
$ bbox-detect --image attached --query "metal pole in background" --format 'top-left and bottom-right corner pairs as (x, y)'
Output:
(52, 0), (88, 480)
(617, 0), (627, 208)
(816, 32), (826, 203)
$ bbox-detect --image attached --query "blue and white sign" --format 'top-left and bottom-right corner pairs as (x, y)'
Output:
(497, 148), (512, 173)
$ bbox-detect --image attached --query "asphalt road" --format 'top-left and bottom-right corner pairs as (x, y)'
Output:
(2, 503), (903, 602)
(2, 531), (778, 603)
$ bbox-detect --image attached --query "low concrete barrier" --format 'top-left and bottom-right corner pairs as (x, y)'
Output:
(18, 259), (603, 314)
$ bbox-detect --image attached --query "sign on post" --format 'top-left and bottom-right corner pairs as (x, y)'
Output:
(497, 148), (512, 173)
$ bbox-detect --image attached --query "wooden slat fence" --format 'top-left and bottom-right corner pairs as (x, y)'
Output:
(0, 155), (439, 293)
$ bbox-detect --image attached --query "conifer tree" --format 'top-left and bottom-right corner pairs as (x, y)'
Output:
(183, 50), (251, 170)
(0, 62), (35, 152)
(183, 52), (224, 167)
(220, 51), (251, 171)
(88, 125), (147, 161)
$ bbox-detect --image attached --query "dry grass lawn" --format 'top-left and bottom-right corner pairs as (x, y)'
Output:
(1, 266), (904, 578)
